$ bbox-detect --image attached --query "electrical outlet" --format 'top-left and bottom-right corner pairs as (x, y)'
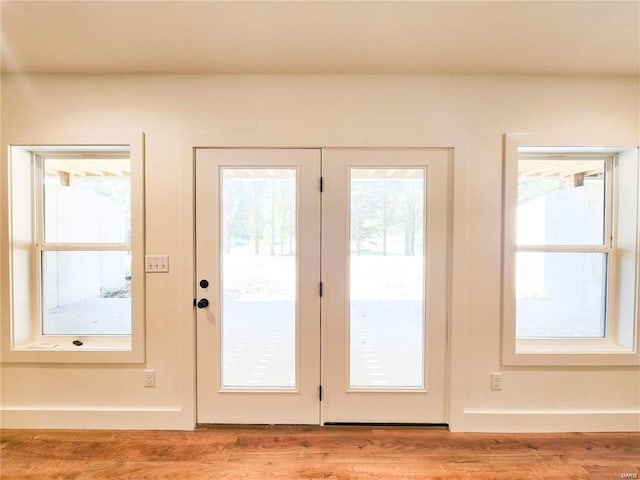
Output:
(145, 255), (169, 273)
(144, 369), (155, 387)
(491, 372), (503, 390)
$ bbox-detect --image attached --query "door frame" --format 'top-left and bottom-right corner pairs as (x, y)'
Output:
(192, 145), (453, 426)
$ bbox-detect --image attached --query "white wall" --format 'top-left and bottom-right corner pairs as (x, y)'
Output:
(1, 74), (639, 432)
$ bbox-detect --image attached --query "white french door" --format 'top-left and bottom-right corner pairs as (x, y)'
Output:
(196, 148), (321, 424)
(195, 148), (450, 425)
(322, 149), (450, 423)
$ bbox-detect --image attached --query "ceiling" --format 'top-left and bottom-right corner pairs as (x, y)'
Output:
(1, 1), (639, 75)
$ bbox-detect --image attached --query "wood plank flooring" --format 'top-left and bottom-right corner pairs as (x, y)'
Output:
(1, 426), (639, 479)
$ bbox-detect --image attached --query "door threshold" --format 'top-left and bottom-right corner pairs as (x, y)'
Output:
(197, 424), (319, 430)
(324, 422), (449, 428)
(197, 423), (449, 429)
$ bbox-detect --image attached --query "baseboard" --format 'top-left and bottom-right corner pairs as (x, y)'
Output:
(450, 409), (640, 433)
(0, 406), (192, 430)
(4, 407), (638, 433)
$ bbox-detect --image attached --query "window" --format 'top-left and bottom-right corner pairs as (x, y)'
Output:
(41, 155), (132, 336)
(515, 155), (610, 339)
(503, 136), (640, 366)
(2, 140), (144, 363)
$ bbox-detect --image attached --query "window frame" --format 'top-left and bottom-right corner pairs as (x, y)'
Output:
(1, 135), (145, 364)
(35, 151), (132, 338)
(502, 134), (640, 366)
(515, 153), (614, 340)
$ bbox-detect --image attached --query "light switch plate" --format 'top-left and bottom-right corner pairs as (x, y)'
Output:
(145, 255), (169, 273)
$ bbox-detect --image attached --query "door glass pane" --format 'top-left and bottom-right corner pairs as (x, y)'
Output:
(44, 158), (131, 244)
(42, 250), (131, 335)
(516, 252), (606, 338)
(221, 168), (297, 388)
(349, 168), (425, 388)
(517, 159), (605, 245)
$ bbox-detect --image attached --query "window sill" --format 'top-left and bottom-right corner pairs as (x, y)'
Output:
(2, 336), (143, 363)
(503, 339), (640, 366)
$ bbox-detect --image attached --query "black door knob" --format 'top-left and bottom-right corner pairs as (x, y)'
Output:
(197, 298), (209, 309)
(199, 279), (209, 288)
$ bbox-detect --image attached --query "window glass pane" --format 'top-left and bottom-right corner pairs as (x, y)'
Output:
(42, 251), (131, 335)
(517, 159), (605, 245)
(44, 158), (130, 243)
(516, 252), (606, 338)
(221, 168), (296, 389)
(349, 168), (425, 388)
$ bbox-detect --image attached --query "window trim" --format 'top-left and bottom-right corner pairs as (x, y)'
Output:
(502, 134), (640, 366)
(1, 134), (145, 364)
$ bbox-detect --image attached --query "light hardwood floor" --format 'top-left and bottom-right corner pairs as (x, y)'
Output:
(1, 426), (639, 479)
